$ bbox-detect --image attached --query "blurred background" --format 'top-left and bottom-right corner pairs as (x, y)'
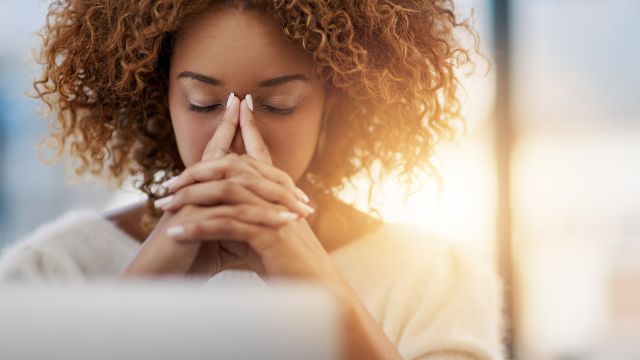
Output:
(0, 0), (638, 359)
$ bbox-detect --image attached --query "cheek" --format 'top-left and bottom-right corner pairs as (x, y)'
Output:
(170, 108), (219, 167)
(262, 114), (321, 182)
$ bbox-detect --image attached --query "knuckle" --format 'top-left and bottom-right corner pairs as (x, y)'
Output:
(278, 186), (297, 202)
(276, 171), (295, 187)
(173, 188), (185, 204)
(175, 168), (190, 180)
(222, 156), (236, 168)
(239, 168), (260, 180)
(254, 144), (268, 155)
(203, 146), (222, 159)
(240, 154), (255, 164)
(177, 204), (198, 219)
(234, 205), (252, 218)
(285, 177), (296, 189)
(173, 189), (186, 204)
(181, 204), (197, 213)
(275, 189), (291, 204)
(219, 180), (237, 194)
(190, 222), (204, 235)
(273, 204), (290, 212)
(203, 160), (222, 176)
(201, 159), (215, 173)
(205, 159), (226, 176)
(228, 176), (248, 187)
(238, 176), (257, 188)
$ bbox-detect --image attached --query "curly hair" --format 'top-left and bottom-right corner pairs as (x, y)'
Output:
(32, 0), (479, 231)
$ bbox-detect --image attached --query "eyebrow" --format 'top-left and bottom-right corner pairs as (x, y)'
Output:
(177, 71), (308, 87)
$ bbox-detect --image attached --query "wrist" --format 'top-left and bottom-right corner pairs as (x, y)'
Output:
(323, 275), (402, 360)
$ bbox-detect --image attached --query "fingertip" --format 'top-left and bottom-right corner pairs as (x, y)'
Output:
(239, 98), (248, 113)
(239, 99), (251, 126)
(161, 175), (180, 192)
(245, 94), (254, 112)
(226, 92), (236, 109)
(166, 225), (186, 239)
(277, 211), (299, 221)
(294, 187), (310, 203)
(224, 96), (241, 125)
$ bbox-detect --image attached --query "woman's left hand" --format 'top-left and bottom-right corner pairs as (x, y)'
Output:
(163, 97), (348, 289)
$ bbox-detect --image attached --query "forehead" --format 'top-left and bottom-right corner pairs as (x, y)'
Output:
(171, 8), (316, 89)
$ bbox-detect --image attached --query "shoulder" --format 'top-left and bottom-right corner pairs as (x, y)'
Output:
(336, 222), (483, 277)
(381, 222), (501, 291)
(344, 222), (506, 360)
(0, 208), (140, 283)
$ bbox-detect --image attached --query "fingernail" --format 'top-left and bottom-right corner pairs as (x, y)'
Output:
(166, 225), (185, 237)
(226, 92), (236, 109)
(154, 195), (174, 209)
(161, 176), (180, 190)
(298, 201), (315, 215)
(246, 94), (254, 112)
(277, 211), (299, 221)
(294, 187), (310, 203)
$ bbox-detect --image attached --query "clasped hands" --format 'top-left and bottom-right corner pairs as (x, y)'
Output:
(149, 93), (343, 286)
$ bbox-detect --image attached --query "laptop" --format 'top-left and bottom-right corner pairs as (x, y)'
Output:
(0, 278), (342, 360)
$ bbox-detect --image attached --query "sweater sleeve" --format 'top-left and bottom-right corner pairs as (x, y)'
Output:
(0, 243), (85, 283)
(391, 243), (506, 360)
(0, 209), (140, 283)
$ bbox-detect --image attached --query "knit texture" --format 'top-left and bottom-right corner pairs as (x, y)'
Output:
(0, 208), (505, 359)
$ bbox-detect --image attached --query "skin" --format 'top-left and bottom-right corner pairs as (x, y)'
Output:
(168, 7), (325, 180)
(109, 6), (383, 256)
(111, 7), (399, 359)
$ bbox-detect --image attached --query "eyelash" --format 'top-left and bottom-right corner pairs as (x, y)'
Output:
(187, 103), (295, 116)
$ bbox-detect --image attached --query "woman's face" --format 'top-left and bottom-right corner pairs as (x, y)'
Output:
(167, 7), (327, 184)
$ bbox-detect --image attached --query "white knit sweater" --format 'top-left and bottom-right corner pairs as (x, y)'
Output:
(0, 209), (505, 360)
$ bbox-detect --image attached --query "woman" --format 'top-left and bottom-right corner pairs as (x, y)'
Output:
(0, 0), (504, 359)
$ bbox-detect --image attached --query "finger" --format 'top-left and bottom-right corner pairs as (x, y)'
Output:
(162, 155), (310, 207)
(167, 218), (264, 245)
(240, 95), (273, 165)
(239, 154), (310, 203)
(156, 179), (273, 211)
(157, 178), (314, 217)
(201, 204), (299, 227)
(201, 92), (240, 161)
(218, 240), (267, 276)
(185, 242), (235, 277)
(229, 176), (314, 216)
(164, 154), (261, 193)
(174, 206), (259, 276)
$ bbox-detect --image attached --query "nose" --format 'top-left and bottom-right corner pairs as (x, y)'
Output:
(229, 124), (245, 155)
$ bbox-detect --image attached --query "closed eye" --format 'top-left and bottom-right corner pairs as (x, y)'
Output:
(261, 104), (295, 116)
(188, 103), (223, 113)
(188, 102), (295, 116)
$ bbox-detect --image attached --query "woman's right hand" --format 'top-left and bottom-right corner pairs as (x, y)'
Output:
(117, 93), (310, 279)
